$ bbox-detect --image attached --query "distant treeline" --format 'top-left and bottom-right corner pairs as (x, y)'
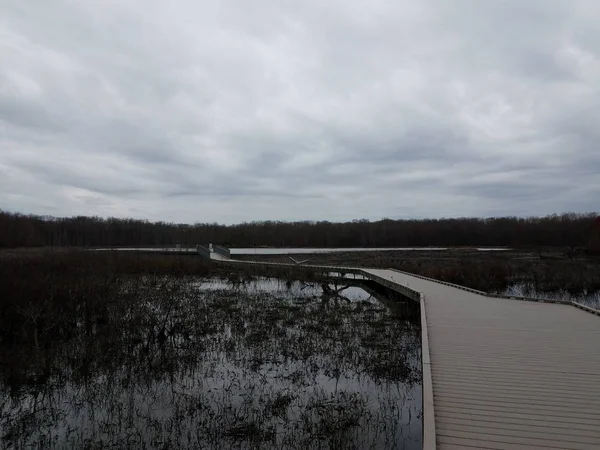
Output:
(1, 210), (599, 249)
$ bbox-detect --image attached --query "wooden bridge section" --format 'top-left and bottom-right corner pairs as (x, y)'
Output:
(363, 269), (600, 450)
(209, 251), (600, 449)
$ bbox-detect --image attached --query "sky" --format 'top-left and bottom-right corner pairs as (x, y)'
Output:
(1, 0), (599, 224)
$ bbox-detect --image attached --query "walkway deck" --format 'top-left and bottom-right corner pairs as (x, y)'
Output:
(210, 253), (600, 449)
(363, 269), (600, 450)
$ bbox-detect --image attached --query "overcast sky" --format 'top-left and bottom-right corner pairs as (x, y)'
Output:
(1, 1), (598, 223)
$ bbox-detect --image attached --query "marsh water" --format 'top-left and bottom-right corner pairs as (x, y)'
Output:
(102, 247), (510, 254)
(231, 247), (509, 254)
(1, 277), (422, 449)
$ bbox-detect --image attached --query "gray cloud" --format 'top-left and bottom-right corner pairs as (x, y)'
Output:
(0, 0), (599, 223)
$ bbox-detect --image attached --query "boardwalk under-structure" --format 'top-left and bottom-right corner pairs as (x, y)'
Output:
(207, 251), (600, 449)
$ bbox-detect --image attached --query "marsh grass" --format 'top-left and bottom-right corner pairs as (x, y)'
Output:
(500, 282), (600, 309)
(0, 252), (422, 449)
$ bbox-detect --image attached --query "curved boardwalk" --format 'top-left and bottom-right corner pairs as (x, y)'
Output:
(210, 252), (600, 449)
(362, 269), (600, 450)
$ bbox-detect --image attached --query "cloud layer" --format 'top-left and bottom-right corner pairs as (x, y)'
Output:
(1, 0), (599, 223)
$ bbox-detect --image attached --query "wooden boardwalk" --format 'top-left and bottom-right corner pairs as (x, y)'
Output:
(362, 269), (600, 450)
(210, 253), (600, 449)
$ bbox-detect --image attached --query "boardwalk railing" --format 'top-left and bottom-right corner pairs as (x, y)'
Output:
(212, 245), (231, 259)
(196, 245), (211, 259)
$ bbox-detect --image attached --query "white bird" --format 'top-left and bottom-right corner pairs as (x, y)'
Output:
(288, 256), (311, 265)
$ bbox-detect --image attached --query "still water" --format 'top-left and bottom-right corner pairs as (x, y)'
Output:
(1, 277), (422, 449)
(101, 246), (509, 254)
(232, 247), (447, 254)
(232, 247), (509, 254)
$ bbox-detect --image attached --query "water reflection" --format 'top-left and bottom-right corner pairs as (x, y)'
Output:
(1, 278), (422, 449)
